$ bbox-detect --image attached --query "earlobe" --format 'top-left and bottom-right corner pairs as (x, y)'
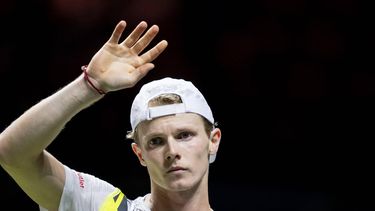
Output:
(131, 142), (147, 167)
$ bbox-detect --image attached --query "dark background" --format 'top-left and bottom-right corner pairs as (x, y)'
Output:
(1, 0), (374, 210)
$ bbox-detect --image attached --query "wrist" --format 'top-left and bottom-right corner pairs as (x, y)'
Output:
(81, 65), (107, 95)
(74, 74), (105, 103)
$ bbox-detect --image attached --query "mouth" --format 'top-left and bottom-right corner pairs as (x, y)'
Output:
(167, 166), (187, 173)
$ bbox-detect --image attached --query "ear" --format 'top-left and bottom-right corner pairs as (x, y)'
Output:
(131, 142), (147, 167)
(208, 128), (221, 163)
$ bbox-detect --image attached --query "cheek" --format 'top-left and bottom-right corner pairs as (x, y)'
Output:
(144, 152), (168, 178)
(187, 140), (210, 159)
(143, 149), (165, 166)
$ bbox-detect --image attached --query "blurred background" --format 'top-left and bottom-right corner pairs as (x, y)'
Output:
(1, 0), (374, 210)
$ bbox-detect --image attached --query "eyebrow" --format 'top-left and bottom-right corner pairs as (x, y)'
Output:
(143, 125), (197, 139)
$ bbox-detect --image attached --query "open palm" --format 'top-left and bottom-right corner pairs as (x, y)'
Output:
(86, 20), (168, 92)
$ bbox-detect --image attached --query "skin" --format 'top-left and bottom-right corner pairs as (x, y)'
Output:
(132, 113), (221, 211)
(0, 18), (221, 211)
(0, 20), (167, 210)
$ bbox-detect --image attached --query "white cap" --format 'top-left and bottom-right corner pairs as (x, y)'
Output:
(130, 77), (214, 130)
(130, 77), (217, 163)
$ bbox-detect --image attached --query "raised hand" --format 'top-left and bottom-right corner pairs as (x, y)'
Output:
(85, 20), (168, 93)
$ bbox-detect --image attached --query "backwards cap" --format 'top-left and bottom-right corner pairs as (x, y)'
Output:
(130, 77), (217, 163)
(130, 77), (214, 130)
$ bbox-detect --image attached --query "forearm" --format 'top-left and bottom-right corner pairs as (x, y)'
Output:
(0, 74), (103, 166)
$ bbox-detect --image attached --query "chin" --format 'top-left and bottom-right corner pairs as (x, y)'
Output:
(166, 177), (199, 192)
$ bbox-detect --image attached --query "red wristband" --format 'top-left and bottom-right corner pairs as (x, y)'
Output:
(81, 65), (106, 95)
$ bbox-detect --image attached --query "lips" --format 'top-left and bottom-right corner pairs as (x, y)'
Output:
(167, 166), (186, 173)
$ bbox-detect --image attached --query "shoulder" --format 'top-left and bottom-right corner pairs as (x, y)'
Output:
(63, 165), (116, 192)
(60, 165), (117, 210)
(100, 191), (151, 211)
(127, 193), (151, 211)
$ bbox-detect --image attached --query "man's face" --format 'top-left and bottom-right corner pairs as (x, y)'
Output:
(134, 113), (213, 191)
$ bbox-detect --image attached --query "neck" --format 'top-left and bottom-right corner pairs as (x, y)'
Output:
(148, 173), (212, 211)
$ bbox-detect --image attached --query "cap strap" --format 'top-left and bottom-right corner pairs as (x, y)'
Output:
(147, 103), (186, 120)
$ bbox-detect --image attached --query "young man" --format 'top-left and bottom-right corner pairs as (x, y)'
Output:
(0, 19), (221, 211)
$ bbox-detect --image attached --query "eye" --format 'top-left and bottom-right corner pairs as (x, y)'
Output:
(177, 131), (193, 140)
(148, 137), (164, 147)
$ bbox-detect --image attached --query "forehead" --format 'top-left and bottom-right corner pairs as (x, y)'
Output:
(138, 113), (205, 134)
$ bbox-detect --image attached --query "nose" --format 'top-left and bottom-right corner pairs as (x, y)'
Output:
(165, 139), (181, 161)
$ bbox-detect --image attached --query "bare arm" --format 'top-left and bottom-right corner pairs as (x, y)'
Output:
(0, 20), (168, 210)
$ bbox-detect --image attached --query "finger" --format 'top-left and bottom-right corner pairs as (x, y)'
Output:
(140, 40), (168, 63)
(121, 21), (148, 48)
(136, 63), (155, 79)
(108, 20), (127, 44)
(132, 25), (160, 54)
(128, 63), (155, 87)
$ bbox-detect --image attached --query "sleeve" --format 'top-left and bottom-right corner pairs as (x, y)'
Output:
(58, 165), (117, 211)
